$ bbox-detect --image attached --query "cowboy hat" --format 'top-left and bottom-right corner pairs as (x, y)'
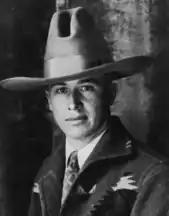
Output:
(0, 7), (154, 91)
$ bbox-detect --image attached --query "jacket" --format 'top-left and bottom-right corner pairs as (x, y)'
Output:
(28, 116), (169, 216)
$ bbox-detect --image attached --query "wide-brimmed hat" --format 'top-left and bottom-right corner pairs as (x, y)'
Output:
(0, 7), (154, 91)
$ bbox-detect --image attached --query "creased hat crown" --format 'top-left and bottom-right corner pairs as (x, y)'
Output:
(44, 7), (112, 62)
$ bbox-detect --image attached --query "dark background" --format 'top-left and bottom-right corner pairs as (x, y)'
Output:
(0, 0), (54, 214)
(1, 0), (169, 215)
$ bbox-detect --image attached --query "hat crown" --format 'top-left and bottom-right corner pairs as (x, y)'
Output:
(44, 7), (112, 61)
(52, 7), (94, 37)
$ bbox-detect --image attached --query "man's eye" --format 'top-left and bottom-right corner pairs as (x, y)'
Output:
(80, 85), (94, 92)
(54, 87), (68, 94)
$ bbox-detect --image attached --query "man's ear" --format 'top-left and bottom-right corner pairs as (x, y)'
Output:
(45, 90), (53, 111)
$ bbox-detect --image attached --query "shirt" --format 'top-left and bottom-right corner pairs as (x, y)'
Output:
(65, 129), (106, 169)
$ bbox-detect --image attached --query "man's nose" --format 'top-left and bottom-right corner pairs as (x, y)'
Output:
(68, 89), (83, 111)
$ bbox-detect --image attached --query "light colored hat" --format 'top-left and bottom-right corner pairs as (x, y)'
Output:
(0, 7), (153, 91)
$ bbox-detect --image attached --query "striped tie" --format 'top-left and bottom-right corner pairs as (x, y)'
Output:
(62, 150), (79, 204)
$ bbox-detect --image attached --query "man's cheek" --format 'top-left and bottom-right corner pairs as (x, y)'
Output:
(86, 95), (100, 105)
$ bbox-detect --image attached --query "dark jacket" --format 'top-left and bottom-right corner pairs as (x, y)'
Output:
(28, 116), (169, 216)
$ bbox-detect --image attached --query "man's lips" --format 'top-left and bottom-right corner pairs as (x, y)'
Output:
(66, 115), (87, 121)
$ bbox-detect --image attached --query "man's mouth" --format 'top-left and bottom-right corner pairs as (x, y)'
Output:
(66, 115), (87, 122)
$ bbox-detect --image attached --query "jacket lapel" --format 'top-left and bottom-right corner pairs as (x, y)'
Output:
(35, 133), (66, 216)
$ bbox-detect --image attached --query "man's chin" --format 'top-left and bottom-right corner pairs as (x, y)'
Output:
(64, 129), (89, 140)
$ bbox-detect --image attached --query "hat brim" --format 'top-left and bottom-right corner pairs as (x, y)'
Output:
(0, 56), (153, 91)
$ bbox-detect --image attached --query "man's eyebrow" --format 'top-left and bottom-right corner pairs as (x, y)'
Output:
(77, 78), (100, 85)
(50, 82), (67, 87)
(47, 82), (66, 91)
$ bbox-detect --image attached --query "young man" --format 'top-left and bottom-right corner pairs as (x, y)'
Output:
(1, 6), (169, 216)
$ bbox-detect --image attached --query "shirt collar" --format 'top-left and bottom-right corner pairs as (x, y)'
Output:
(65, 129), (106, 169)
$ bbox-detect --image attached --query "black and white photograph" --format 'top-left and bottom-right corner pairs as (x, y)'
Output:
(0, 0), (169, 215)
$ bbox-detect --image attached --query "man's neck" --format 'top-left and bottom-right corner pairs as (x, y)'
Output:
(66, 122), (108, 150)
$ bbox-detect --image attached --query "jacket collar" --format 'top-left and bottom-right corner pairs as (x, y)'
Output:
(80, 116), (133, 171)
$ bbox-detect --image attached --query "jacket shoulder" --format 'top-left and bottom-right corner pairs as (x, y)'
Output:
(34, 153), (54, 183)
(34, 133), (65, 182)
(136, 141), (169, 182)
(136, 140), (168, 164)
(125, 139), (169, 187)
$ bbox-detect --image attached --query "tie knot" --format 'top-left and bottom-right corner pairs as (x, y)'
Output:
(67, 150), (79, 171)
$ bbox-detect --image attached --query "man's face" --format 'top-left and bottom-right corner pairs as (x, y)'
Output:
(47, 77), (109, 140)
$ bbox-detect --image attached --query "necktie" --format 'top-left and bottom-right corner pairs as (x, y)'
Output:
(62, 150), (79, 204)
